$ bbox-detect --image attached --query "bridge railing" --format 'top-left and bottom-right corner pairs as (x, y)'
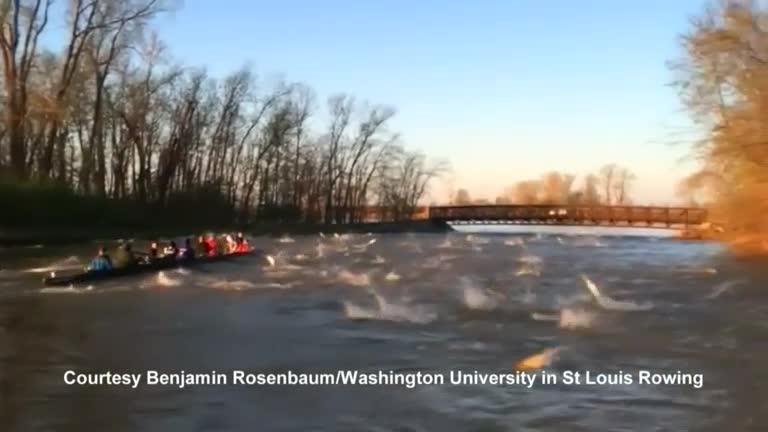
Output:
(427, 205), (708, 227)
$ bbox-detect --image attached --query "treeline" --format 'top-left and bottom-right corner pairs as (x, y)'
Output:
(671, 0), (768, 246)
(0, 0), (446, 228)
(451, 164), (635, 206)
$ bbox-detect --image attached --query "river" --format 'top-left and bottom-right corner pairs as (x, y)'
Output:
(0, 228), (766, 431)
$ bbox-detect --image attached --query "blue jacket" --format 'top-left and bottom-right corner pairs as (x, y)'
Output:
(88, 256), (112, 272)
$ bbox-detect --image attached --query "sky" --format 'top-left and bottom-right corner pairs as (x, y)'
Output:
(150, 0), (706, 204)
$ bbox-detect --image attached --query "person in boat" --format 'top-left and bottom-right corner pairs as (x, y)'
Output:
(234, 232), (250, 253)
(195, 236), (207, 256)
(201, 234), (216, 256)
(88, 247), (113, 272)
(225, 234), (238, 253)
(112, 243), (137, 269)
(149, 241), (159, 260)
(164, 241), (180, 258)
(182, 238), (196, 260)
(137, 241), (160, 264)
(215, 235), (229, 256)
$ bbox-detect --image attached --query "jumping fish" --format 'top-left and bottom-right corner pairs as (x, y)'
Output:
(514, 347), (560, 371)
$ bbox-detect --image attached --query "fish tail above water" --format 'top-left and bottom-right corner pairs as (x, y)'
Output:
(514, 347), (561, 371)
(580, 274), (653, 312)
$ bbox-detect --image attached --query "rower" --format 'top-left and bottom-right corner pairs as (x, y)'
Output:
(215, 235), (228, 255)
(87, 247), (113, 272)
(235, 232), (249, 252)
(164, 241), (180, 258)
(138, 241), (160, 264)
(205, 234), (217, 256)
(112, 243), (136, 269)
(225, 234), (237, 253)
(182, 238), (196, 260)
(195, 236), (207, 256)
(149, 241), (159, 260)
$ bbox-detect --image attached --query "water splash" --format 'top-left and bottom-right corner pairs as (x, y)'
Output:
(466, 235), (490, 245)
(518, 255), (543, 265)
(40, 285), (94, 295)
(581, 275), (652, 311)
(504, 237), (525, 246)
(210, 280), (257, 291)
(385, 271), (401, 282)
(705, 279), (744, 300)
(460, 278), (501, 311)
(515, 264), (541, 277)
(571, 237), (605, 247)
(337, 270), (371, 287)
(277, 236), (295, 243)
(343, 293), (437, 324)
(558, 308), (597, 329)
(156, 271), (181, 287)
(676, 266), (717, 275)
(23, 256), (81, 274)
(531, 312), (559, 322)
(352, 238), (378, 253)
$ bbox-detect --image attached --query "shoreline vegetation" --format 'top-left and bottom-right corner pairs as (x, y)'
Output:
(0, 220), (452, 247)
(670, 1), (768, 256)
(0, 1), (447, 245)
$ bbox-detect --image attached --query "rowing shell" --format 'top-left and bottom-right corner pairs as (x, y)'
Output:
(42, 249), (259, 287)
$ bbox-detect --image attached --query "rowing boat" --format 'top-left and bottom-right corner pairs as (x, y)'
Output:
(42, 249), (259, 287)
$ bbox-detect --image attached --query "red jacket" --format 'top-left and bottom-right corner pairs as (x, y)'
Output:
(205, 239), (216, 256)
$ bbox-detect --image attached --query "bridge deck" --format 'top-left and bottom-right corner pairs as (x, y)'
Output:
(428, 205), (707, 228)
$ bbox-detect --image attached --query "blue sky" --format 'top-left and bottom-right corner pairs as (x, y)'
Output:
(153, 0), (704, 204)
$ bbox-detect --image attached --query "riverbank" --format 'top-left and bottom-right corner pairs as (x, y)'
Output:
(0, 220), (452, 247)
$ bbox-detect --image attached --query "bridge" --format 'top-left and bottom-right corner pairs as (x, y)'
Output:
(428, 205), (708, 229)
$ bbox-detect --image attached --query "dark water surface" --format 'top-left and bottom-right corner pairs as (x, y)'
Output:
(1, 230), (767, 431)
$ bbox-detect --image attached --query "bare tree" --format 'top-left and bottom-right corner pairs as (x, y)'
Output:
(0, 1), (449, 228)
(454, 188), (471, 205)
(612, 168), (635, 204)
(597, 163), (617, 205)
(0, 0), (53, 179)
(512, 180), (540, 204)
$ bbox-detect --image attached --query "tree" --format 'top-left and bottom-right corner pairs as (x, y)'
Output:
(612, 168), (635, 204)
(539, 171), (575, 204)
(0, 0), (449, 228)
(597, 163), (617, 205)
(512, 180), (540, 204)
(670, 0), (768, 237)
(454, 188), (471, 205)
(0, 0), (53, 179)
(580, 174), (601, 205)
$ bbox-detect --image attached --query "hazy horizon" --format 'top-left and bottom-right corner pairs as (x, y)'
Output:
(148, 1), (704, 205)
